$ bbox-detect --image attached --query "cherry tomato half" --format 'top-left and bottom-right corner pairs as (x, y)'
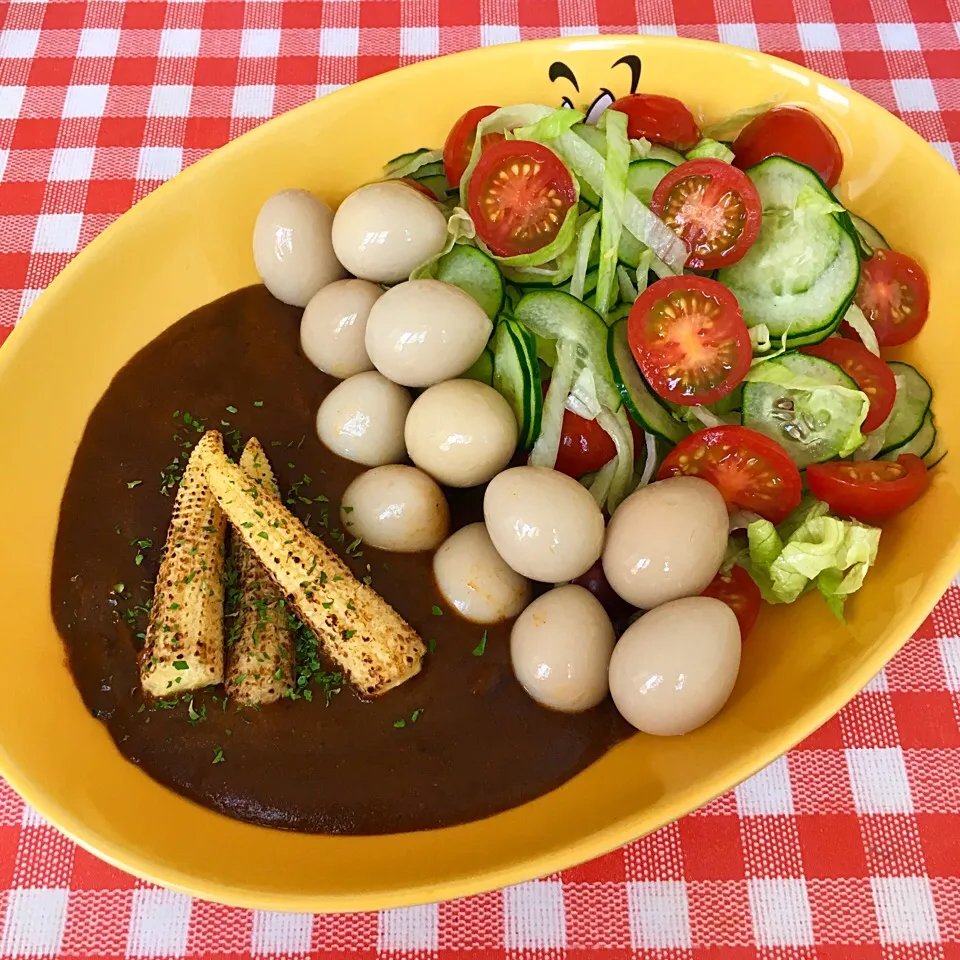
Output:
(702, 566), (762, 640)
(801, 338), (897, 434)
(628, 275), (751, 407)
(853, 249), (930, 347)
(658, 425), (803, 525)
(651, 159), (762, 271)
(442, 104), (499, 187)
(468, 139), (577, 258)
(396, 177), (437, 200)
(546, 381), (644, 479)
(610, 94), (701, 151)
(732, 106), (843, 188)
(806, 454), (929, 523)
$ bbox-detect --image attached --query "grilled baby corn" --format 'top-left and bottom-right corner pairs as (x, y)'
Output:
(140, 430), (227, 698)
(226, 438), (295, 705)
(194, 434), (425, 696)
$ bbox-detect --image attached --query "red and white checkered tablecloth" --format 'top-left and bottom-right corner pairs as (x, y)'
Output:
(2, 0), (960, 956)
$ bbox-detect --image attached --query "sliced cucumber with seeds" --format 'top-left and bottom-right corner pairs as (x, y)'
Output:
(513, 289), (620, 412)
(608, 319), (688, 444)
(742, 353), (866, 468)
(849, 215), (889, 257)
(719, 157), (860, 347)
(492, 317), (541, 450)
(879, 362), (933, 456)
(881, 410), (936, 460)
(436, 245), (505, 319)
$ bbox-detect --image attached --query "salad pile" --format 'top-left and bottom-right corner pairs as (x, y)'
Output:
(383, 93), (939, 634)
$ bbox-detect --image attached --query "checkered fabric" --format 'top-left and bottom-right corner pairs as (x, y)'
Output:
(2, 0), (960, 955)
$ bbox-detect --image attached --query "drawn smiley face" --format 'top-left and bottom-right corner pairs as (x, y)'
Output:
(548, 54), (643, 123)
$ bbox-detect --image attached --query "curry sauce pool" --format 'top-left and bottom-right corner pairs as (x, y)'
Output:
(51, 285), (630, 835)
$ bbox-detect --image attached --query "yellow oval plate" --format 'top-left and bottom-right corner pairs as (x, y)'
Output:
(0, 35), (958, 912)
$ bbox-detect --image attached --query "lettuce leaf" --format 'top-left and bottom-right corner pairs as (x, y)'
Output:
(686, 138), (735, 162)
(409, 207), (476, 280)
(743, 499), (881, 619)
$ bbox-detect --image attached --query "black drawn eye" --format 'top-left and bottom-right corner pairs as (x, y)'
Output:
(549, 61), (579, 107)
(612, 54), (643, 95)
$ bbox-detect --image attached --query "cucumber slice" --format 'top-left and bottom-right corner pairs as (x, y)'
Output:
(436, 246), (505, 319)
(627, 159), (674, 205)
(513, 290), (620, 411)
(742, 353), (865, 468)
(849, 215), (889, 256)
(492, 317), (541, 450)
(719, 157), (860, 346)
(879, 362), (933, 455)
(411, 161), (444, 179)
(924, 429), (948, 469)
(416, 175), (454, 200)
(463, 346), (494, 386)
(607, 319), (688, 444)
(385, 147), (432, 169)
(881, 410), (935, 460)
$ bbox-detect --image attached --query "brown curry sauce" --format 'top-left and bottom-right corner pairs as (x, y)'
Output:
(51, 285), (630, 835)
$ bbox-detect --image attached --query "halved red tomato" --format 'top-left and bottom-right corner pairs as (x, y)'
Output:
(732, 106), (843, 188)
(658, 425), (803, 525)
(442, 104), (499, 187)
(702, 566), (762, 640)
(610, 94), (701, 151)
(396, 177), (437, 200)
(627, 275), (751, 406)
(650, 159), (762, 270)
(806, 454), (929, 523)
(545, 381), (644, 479)
(801, 338), (896, 433)
(853, 249), (930, 347)
(468, 139), (577, 258)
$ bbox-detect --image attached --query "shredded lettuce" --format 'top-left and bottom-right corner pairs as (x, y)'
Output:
(749, 324), (791, 367)
(570, 210), (601, 300)
(529, 338), (578, 469)
(686, 138), (735, 163)
(638, 431), (658, 487)
(795, 184), (845, 220)
(742, 498), (881, 619)
(854, 374), (904, 459)
(595, 109), (630, 316)
(617, 264), (638, 304)
(384, 148), (443, 179)
(597, 405), (635, 513)
(540, 129), (687, 272)
(842, 303), (881, 356)
(700, 98), (782, 141)
(585, 456), (618, 508)
(409, 207), (476, 279)
(631, 137), (652, 160)
(512, 107), (585, 145)
(634, 249), (653, 296)
(750, 324), (771, 354)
